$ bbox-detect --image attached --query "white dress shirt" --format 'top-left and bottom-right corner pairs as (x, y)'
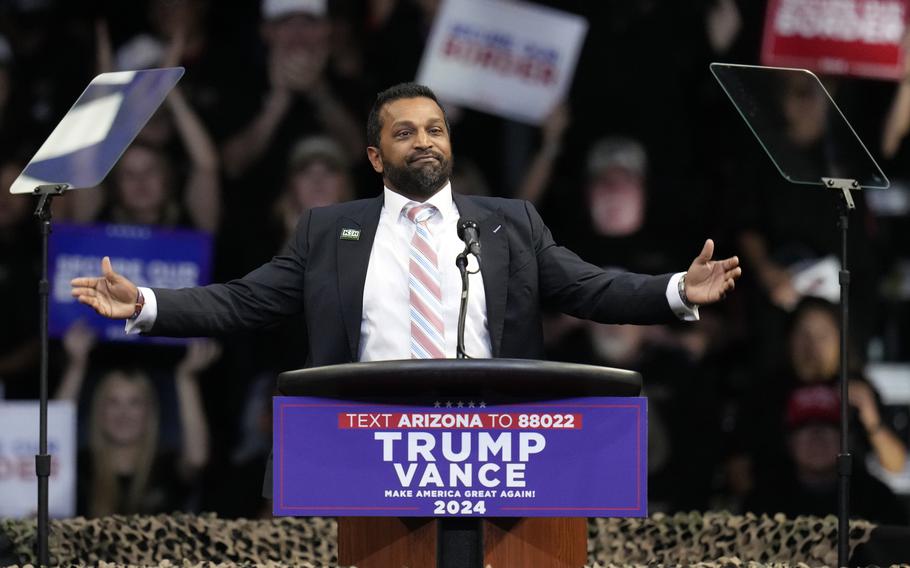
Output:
(358, 183), (492, 361)
(127, 184), (697, 348)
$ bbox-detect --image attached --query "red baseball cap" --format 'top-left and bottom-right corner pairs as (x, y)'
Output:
(785, 384), (841, 429)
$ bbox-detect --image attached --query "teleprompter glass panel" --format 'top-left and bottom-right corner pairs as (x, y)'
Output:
(710, 63), (888, 190)
(9, 67), (184, 194)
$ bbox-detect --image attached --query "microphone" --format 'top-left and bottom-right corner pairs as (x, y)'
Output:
(457, 219), (481, 257)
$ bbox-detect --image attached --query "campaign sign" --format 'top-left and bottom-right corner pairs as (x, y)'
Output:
(0, 401), (76, 518)
(416, 0), (587, 125)
(761, 0), (910, 81)
(49, 222), (213, 342)
(273, 397), (647, 517)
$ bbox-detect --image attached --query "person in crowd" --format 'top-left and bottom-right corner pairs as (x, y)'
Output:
(273, 135), (355, 242)
(220, 0), (364, 182)
(213, 0), (368, 276)
(97, 131), (219, 233)
(743, 383), (908, 525)
(539, 134), (693, 275)
(56, 323), (219, 517)
(728, 297), (907, 507)
(785, 298), (906, 472)
(62, 11), (221, 233)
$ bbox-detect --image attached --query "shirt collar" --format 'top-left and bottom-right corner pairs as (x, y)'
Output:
(383, 181), (456, 222)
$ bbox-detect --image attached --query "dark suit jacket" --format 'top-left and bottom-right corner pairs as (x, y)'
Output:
(149, 193), (677, 361)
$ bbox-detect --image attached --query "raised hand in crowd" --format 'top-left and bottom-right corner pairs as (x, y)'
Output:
(55, 322), (98, 401)
(881, 30), (910, 158)
(706, 0), (742, 55)
(176, 339), (222, 378)
(739, 230), (799, 311)
(848, 379), (908, 473)
(271, 45), (328, 95)
(175, 339), (220, 479)
(516, 102), (571, 204)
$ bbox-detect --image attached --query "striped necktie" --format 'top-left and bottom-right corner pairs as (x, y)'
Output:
(403, 202), (445, 359)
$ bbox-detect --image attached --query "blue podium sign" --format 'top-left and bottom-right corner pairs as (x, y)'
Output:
(273, 396), (648, 517)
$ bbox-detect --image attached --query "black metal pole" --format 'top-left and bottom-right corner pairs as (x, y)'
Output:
(33, 189), (58, 567)
(835, 192), (852, 568)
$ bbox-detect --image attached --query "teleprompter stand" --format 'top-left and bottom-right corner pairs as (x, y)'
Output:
(711, 63), (891, 567)
(8, 67), (184, 566)
(824, 177), (857, 566)
(32, 183), (66, 567)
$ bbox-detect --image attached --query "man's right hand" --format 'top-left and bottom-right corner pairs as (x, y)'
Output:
(70, 256), (139, 319)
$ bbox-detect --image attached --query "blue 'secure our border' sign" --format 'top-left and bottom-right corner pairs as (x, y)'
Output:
(273, 396), (648, 517)
(49, 222), (212, 343)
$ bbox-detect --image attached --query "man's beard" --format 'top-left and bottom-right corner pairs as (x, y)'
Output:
(383, 151), (453, 199)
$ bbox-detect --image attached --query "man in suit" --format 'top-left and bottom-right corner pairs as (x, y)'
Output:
(71, 83), (741, 364)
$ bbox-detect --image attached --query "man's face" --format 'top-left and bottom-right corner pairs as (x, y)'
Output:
(587, 167), (645, 236)
(367, 97), (453, 200)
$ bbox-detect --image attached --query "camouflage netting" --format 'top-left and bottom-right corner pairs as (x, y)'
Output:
(0, 511), (901, 568)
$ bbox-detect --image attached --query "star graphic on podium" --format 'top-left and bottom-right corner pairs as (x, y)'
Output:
(479, 402), (486, 408)
(468, 401), (475, 408)
(445, 401), (453, 408)
(456, 401), (464, 408)
(433, 401), (441, 408)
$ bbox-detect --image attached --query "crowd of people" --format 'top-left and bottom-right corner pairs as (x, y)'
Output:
(0, 0), (908, 522)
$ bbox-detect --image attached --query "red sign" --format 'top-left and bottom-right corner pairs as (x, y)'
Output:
(338, 412), (584, 430)
(762, 0), (909, 81)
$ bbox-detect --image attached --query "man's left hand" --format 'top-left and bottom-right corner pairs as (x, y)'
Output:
(685, 239), (742, 305)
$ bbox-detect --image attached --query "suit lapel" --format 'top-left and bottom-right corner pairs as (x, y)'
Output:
(453, 194), (508, 357)
(337, 195), (383, 360)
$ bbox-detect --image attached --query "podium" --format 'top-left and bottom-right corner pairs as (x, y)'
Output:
(277, 359), (643, 568)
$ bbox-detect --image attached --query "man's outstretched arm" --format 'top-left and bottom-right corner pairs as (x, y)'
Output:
(71, 213), (312, 337)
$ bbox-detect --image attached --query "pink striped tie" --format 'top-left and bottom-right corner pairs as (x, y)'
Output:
(404, 202), (445, 359)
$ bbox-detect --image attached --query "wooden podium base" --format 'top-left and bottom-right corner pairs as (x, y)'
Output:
(338, 517), (586, 568)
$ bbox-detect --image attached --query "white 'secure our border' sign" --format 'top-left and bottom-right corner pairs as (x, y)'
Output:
(417, 0), (587, 125)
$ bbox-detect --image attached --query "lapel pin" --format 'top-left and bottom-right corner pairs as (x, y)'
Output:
(340, 228), (361, 240)
(493, 224), (502, 233)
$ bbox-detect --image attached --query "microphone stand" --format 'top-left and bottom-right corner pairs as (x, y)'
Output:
(455, 243), (482, 360)
(455, 251), (471, 359)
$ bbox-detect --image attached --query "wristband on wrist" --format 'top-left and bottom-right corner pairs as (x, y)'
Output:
(679, 273), (696, 309)
(130, 288), (145, 320)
